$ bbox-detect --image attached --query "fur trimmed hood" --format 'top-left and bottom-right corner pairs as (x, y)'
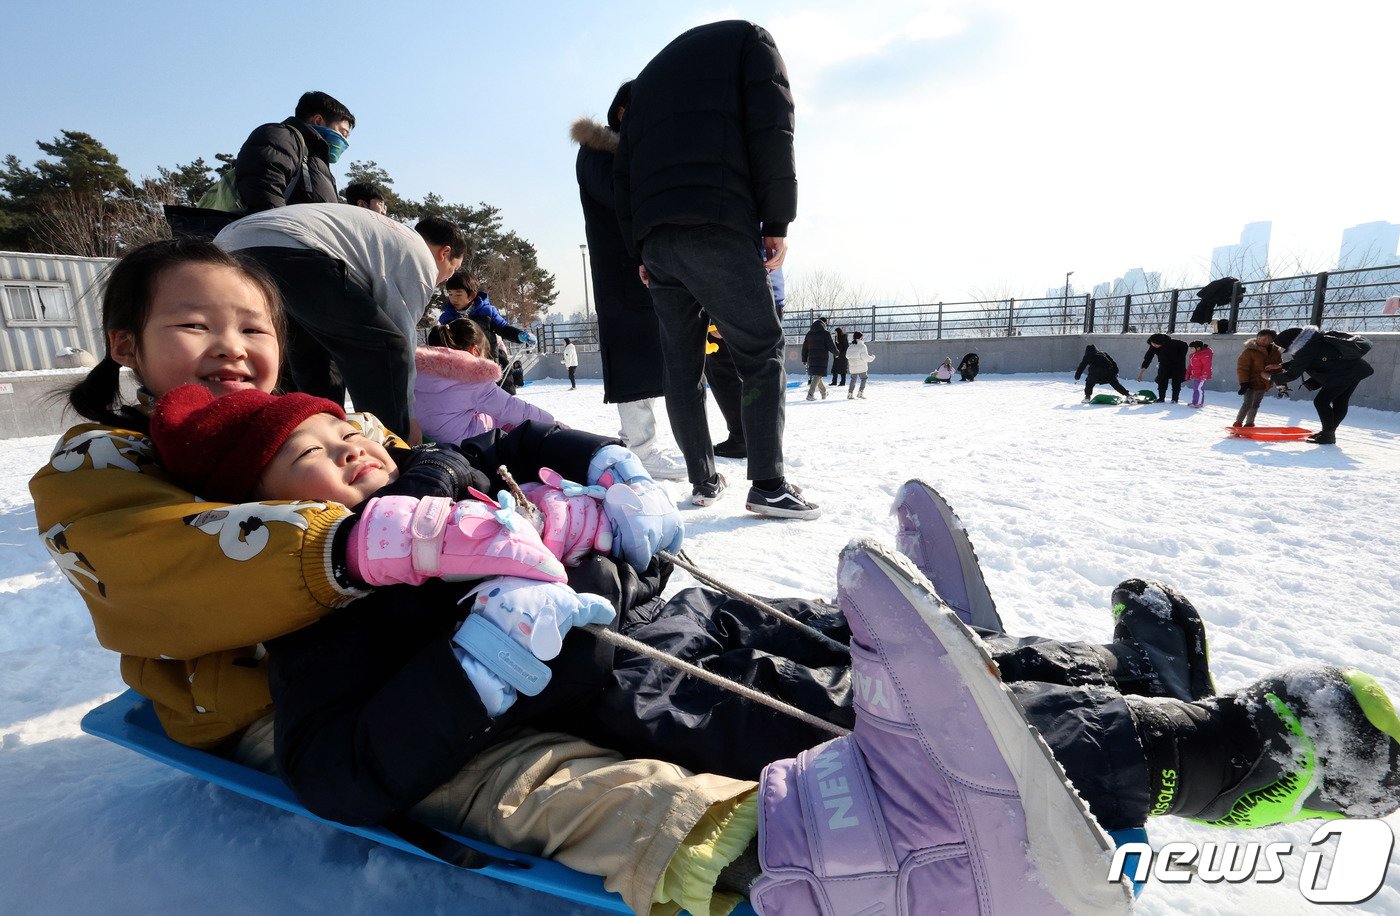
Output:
(414, 346), (502, 384)
(571, 117), (618, 154)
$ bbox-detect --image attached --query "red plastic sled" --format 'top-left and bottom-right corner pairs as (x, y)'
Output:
(1224, 426), (1312, 441)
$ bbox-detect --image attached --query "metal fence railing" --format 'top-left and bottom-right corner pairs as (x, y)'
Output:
(533, 264), (1400, 351)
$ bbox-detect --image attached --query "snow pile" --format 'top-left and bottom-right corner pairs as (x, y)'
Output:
(1, 373), (1397, 913)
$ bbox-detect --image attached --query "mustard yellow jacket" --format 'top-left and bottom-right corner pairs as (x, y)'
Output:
(30, 407), (405, 749)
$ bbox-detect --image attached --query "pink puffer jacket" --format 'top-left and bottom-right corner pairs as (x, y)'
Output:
(1186, 348), (1214, 381)
(413, 347), (556, 443)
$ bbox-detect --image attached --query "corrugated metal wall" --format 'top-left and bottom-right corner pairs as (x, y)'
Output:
(0, 251), (112, 371)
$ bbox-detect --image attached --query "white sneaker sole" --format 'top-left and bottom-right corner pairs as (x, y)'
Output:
(857, 541), (1134, 915)
(691, 491), (724, 507)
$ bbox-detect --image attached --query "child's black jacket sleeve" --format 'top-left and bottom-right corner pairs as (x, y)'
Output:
(457, 421), (622, 493)
(267, 555), (667, 827)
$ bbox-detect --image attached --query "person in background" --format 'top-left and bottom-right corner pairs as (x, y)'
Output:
(1233, 328), (1281, 428)
(1137, 332), (1189, 403)
(413, 318), (557, 442)
(957, 352), (980, 381)
(830, 327), (849, 388)
(845, 331), (874, 399)
(800, 317), (834, 400)
(562, 338), (578, 390)
(234, 91), (353, 213)
(617, 20), (819, 519)
(440, 272), (535, 395)
(1270, 326), (1376, 444)
(931, 357), (955, 383)
(1075, 344), (1134, 403)
(571, 82), (687, 481)
(343, 182), (388, 215)
(1185, 340), (1214, 408)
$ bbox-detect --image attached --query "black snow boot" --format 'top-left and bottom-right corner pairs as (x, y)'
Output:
(1128, 664), (1400, 827)
(988, 579), (1214, 702)
(1111, 578), (1215, 701)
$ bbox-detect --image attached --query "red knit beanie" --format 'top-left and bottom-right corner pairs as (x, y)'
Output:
(150, 384), (346, 502)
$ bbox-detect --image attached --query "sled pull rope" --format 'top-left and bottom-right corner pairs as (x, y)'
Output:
(495, 467), (848, 735)
(659, 549), (846, 653)
(582, 623), (849, 738)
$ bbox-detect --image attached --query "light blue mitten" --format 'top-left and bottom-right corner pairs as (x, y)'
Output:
(451, 577), (615, 716)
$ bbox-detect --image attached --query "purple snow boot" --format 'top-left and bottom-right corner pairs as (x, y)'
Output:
(751, 540), (1133, 915)
(891, 479), (1005, 633)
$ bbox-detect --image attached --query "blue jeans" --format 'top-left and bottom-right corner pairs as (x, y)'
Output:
(641, 225), (785, 483)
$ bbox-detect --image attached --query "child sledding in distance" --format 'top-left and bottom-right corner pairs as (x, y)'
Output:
(1185, 340), (1214, 408)
(931, 356), (955, 383)
(33, 240), (1400, 916)
(1075, 344), (1136, 402)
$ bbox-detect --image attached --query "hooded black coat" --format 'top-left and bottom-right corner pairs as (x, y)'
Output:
(1075, 346), (1120, 383)
(800, 320), (836, 375)
(1272, 331), (1375, 390)
(573, 118), (665, 404)
(234, 118), (339, 213)
(1141, 334), (1189, 380)
(615, 20), (797, 256)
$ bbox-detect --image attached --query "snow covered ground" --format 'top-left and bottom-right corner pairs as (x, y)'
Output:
(2, 372), (1397, 914)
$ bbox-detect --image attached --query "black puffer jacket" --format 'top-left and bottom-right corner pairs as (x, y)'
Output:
(1075, 346), (1120, 383)
(573, 118), (665, 404)
(615, 20), (796, 255)
(234, 118), (339, 213)
(1141, 334), (1189, 379)
(800, 320), (836, 375)
(1272, 330), (1375, 390)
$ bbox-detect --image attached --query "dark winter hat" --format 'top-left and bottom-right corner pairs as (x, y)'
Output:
(1274, 327), (1303, 351)
(150, 384), (345, 502)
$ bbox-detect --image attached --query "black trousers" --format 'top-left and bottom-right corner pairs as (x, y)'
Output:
(567, 366), (577, 388)
(1157, 373), (1185, 403)
(239, 247), (413, 436)
(702, 335), (745, 443)
(596, 588), (1151, 831)
(1086, 377), (1131, 398)
(1314, 379), (1362, 433)
(643, 225), (785, 483)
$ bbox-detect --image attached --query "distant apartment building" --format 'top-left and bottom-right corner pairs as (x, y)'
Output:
(1337, 221), (1400, 270)
(1210, 221), (1271, 280)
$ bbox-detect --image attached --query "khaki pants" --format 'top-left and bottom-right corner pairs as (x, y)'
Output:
(236, 717), (755, 915)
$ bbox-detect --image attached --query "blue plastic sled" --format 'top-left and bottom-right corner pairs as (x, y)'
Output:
(84, 690), (755, 914)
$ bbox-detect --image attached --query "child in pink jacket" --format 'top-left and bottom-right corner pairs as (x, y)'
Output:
(414, 319), (558, 442)
(1186, 340), (1214, 408)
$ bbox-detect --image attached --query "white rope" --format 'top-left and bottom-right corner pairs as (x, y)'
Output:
(660, 549), (844, 651)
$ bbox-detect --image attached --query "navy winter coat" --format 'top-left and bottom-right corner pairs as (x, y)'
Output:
(573, 118), (665, 404)
(616, 20), (796, 255)
(800, 320), (836, 375)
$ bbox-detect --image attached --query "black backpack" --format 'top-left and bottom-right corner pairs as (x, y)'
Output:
(1323, 331), (1372, 361)
(164, 124), (313, 239)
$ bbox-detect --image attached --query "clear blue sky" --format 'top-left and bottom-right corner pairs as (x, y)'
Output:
(4, 1), (1397, 314)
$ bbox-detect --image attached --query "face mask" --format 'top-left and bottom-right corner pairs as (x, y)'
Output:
(312, 125), (349, 163)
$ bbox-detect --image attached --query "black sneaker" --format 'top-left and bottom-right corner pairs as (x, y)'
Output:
(745, 481), (821, 520)
(713, 437), (747, 459)
(1111, 579), (1215, 701)
(1306, 431), (1336, 444)
(691, 473), (727, 507)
